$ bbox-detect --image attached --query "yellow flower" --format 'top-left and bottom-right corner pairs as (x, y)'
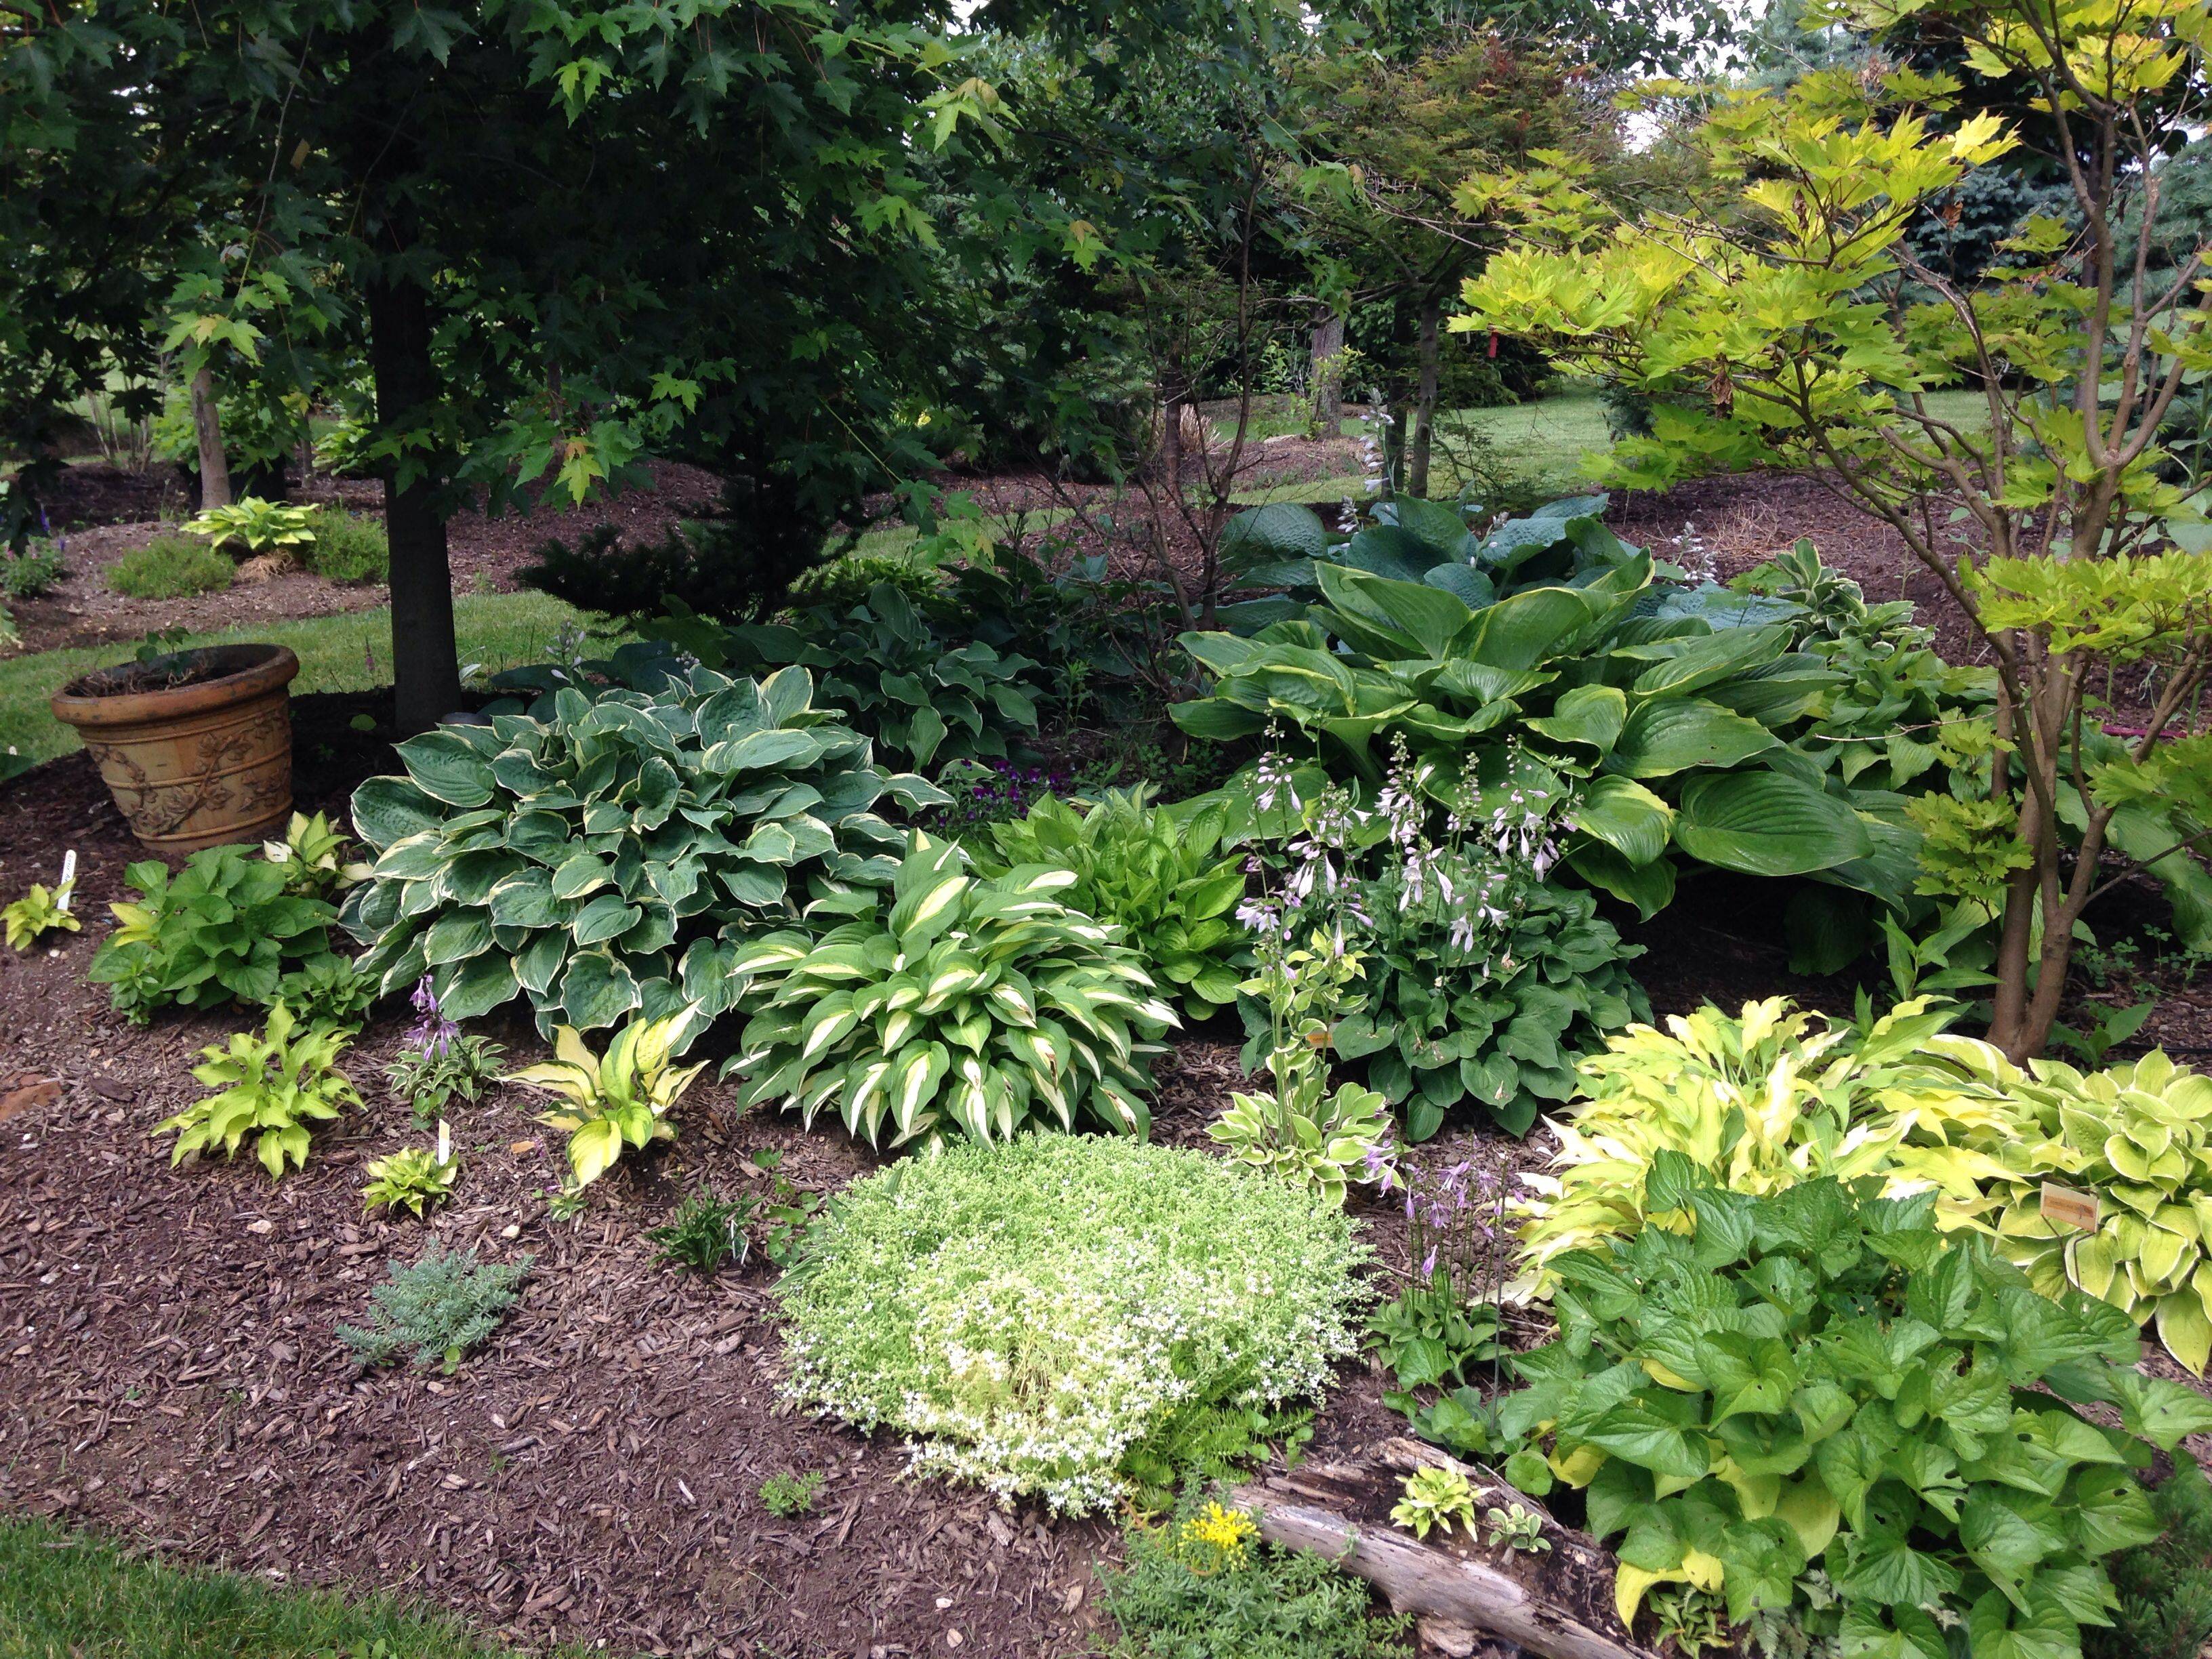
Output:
(1176, 1502), (1258, 1572)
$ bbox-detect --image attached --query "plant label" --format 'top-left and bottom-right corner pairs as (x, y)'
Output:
(2040, 1182), (2100, 1232)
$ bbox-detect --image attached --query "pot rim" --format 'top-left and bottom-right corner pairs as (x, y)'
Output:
(50, 643), (302, 731)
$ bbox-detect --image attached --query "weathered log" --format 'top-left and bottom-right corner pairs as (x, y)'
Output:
(1230, 1439), (1661, 1659)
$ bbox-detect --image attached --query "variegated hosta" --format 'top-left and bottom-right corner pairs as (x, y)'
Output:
(504, 1010), (709, 1191)
(341, 665), (944, 1036)
(1513, 997), (2019, 1294)
(725, 834), (1177, 1146)
(1976, 1052), (2212, 1372)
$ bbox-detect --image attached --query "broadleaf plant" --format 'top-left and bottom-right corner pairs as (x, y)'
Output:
(89, 845), (338, 1022)
(723, 832), (1177, 1146)
(157, 1004), (361, 1179)
(1501, 1164), (2212, 1657)
(504, 1010), (708, 1191)
(979, 784), (1249, 1019)
(342, 663), (945, 1036)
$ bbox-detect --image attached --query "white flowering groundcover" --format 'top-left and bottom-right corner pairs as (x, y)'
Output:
(775, 1134), (1368, 1514)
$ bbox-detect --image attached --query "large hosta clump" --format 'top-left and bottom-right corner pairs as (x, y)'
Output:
(342, 665), (944, 1033)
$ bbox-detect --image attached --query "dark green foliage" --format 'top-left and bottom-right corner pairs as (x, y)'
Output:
(1500, 1160), (2212, 1655)
(272, 954), (379, 1029)
(306, 508), (390, 583)
(701, 582), (1048, 773)
(757, 1471), (825, 1518)
(107, 535), (232, 599)
(2090, 1456), (2212, 1659)
(1115, 1382), (1314, 1517)
(787, 553), (942, 613)
(1097, 1493), (1412, 1659)
(385, 1033), (505, 1122)
(337, 1248), (532, 1373)
(89, 846), (337, 1023)
(647, 1187), (752, 1274)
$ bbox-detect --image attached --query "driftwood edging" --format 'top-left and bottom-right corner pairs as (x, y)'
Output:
(1230, 1438), (1661, 1659)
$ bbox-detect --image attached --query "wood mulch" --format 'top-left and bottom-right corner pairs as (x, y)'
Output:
(3, 457), (2209, 1656)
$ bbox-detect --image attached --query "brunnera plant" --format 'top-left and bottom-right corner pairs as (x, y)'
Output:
(1456, 0), (2212, 1059)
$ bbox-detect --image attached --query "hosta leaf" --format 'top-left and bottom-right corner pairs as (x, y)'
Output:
(1673, 772), (1873, 878)
(438, 949), (519, 1020)
(396, 730), (497, 807)
(350, 777), (445, 848)
(1609, 697), (1780, 778)
(560, 950), (640, 1031)
(422, 911), (493, 966)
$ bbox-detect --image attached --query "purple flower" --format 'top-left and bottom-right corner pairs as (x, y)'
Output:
(407, 974), (460, 1058)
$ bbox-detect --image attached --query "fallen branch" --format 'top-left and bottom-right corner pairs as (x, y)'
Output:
(1231, 1439), (1659, 1659)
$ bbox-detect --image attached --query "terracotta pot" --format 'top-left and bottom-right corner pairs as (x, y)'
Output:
(51, 644), (301, 854)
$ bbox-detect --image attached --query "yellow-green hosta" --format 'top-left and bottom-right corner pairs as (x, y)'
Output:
(505, 1010), (708, 1189)
(1974, 1052), (2212, 1372)
(1514, 998), (2018, 1294)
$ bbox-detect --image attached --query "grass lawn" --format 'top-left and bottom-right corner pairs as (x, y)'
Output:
(0, 591), (619, 767)
(0, 1517), (551, 1658)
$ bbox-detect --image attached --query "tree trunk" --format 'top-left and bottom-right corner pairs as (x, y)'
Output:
(367, 274), (462, 735)
(1408, 299), (1442, 499)
(189, 367), (232, 510)
(1309, 313), (1346, 434)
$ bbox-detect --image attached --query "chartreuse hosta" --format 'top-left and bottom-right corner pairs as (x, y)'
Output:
(505, 1009), (708, 1191)
(722, 834), (1176, 1146)
(1504, 1163), (2212, 1659)
(1515, 996), (2212, 1376)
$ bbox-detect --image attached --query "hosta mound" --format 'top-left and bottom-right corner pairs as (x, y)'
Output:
(341, 665), (942, 1034)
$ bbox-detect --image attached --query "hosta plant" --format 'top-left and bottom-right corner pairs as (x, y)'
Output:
(703, 581), (1047, 771)
(1513, 997), (2018, 1292)
(186, 495), (317, 555)
(725, 833), (1176, 1146)
(3, 879), (78, 951)
(1175, 554), (1881, 919)
(264, 810), (370, 901)
(158, 1004), (361, 1179)
(1248, 744), (1648, 1138)
(89, 846), (337, 1023)
(1391, 1466), (1477, 1542)
(342, 665), (941, 1036)
(1955, 1051), (2212, 1374)
(776, 1134), (1365, 1515)
(1501, 1164), (2212, 1659)
(361, 1123), (459, 1219)
(504, 1010), (708, 1192)
(979, 785), (1248, 1018)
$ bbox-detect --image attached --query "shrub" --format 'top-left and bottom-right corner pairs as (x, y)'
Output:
(1502, 1164), (2212, 1658)
(157, 1006), (361, 1179)
(777, 1134), (1366, 1515)
(341, 664), (942, 1034)
(108, 535), (233, 598)
(337, 1247), (531, 1372)
(89, 845), (338, 1021)
(2091, 1456), (2212, 1659)
(725, 834), (1176, 1146)
(504, 1012), (707, 1192)
(1097, 1492), (1412, 1659)
(979, 785), (1248, 1019)
(304, 507), (388, 582)
(702, 581), (1048, 771)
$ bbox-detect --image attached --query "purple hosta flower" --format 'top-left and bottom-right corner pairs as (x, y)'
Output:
(1254, 750), (1298, 815)
(1420, 1248), (1439, 1278)
(1361, 1138), (1398, 1193)
(407, 974), (460, 1058)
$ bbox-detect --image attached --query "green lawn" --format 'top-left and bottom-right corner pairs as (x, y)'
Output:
(1, 591), (616, 766)
(0, 1517), (555, 1659)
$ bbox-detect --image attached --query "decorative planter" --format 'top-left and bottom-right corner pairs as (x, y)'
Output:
(51, 644), (301, 853)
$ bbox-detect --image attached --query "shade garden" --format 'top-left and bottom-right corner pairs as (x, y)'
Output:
(9, 0), (2212, 1654)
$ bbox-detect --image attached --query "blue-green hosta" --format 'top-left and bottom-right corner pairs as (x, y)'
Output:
(1175, 554), (1891, 918)
(723, 834), (1176, 1146)
(340, 665), (943, 1036)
